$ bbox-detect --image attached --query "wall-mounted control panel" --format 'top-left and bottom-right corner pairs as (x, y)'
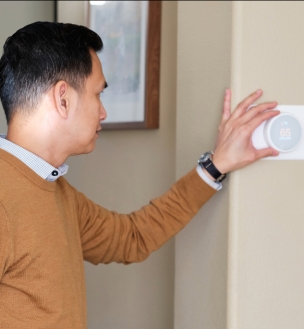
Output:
(252, 105), (304, 160)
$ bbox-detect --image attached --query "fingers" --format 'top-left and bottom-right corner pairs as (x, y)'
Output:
(221, 89), (231, 123)
(255, 147), (279, 160)
(239, 101), (278, 124)
(232, 89), (263, 118)
(247, 109), (280, 131)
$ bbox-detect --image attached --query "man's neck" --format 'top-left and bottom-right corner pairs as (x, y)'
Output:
(6, 122), (67, 168)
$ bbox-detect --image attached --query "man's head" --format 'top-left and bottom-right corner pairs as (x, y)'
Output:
(0, 22), (108, 164)
(0, 21), (104, 123)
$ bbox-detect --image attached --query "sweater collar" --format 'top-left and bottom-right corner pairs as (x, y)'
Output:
(0, 135), (68, 182)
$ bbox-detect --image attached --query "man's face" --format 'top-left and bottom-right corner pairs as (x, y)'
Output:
(70, 50), (107, 155)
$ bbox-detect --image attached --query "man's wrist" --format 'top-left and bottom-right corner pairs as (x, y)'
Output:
(198, 152), (227, 183)
(211, 153), (228, 176)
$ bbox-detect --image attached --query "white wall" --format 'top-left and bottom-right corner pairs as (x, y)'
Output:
(0, 1), (54, 133)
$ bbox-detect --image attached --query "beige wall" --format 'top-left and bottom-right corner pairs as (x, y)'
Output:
(60, 2), (178, 329)
(174, 2), (232, 329)
(0, 1), (54, 132)
(57, 1), (85, 24)
(227, 2), (304, 329)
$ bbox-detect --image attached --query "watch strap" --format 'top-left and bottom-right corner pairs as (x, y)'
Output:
(201, 158), (226, 183)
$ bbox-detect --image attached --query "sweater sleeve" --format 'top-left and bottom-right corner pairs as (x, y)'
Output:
(0, 202), (13, 280)
(75, 168), (217, 265)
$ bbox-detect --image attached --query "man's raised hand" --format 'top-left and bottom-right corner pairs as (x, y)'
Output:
(212, 89), (280, 174)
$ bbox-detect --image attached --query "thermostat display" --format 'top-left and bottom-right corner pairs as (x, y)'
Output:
(264, 113), (302, 152)
(251, 105), (304, 160)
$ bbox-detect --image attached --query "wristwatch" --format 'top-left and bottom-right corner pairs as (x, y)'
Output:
(198, 152), (227, 183)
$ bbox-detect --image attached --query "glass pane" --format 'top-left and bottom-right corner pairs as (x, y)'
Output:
(89, 1), (149, 123)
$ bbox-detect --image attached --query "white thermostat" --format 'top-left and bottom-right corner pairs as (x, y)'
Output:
(252, 105), (304, 160)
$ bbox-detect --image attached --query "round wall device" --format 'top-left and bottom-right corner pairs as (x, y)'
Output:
(264, 113), (302, 152)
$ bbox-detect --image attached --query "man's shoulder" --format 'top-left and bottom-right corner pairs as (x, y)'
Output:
(0, 151), (32, 187)
(56, 177), (88, 204)
(0, 152), (20, 184)
(0, 150), (58, 202)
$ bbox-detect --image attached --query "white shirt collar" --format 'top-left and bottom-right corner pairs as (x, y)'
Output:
(0, 135), (68, 182)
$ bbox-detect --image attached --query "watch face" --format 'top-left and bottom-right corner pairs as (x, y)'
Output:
(198, 152), (212, 164)
(268, 114), (302, 152)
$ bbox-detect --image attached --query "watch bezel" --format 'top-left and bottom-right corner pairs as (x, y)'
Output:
(198, 152), (213, 165)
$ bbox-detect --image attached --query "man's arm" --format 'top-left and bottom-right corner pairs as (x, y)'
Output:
(73, 168), (216, 265)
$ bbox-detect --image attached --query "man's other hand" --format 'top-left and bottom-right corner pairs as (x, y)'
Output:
(212, 89), (280, 174)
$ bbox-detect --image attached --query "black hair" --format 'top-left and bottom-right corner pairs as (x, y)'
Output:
(0, 21), (103, 123)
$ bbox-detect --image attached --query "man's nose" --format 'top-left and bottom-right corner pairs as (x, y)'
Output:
(100, 103), (107, 121)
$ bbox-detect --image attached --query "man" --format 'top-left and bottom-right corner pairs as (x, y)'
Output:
(0, 22), (279, 328)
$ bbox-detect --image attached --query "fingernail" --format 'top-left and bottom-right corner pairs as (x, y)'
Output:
(256, 89), (262, 94)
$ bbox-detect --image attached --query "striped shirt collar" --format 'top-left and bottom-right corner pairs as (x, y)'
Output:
(0, 135), (68, 182)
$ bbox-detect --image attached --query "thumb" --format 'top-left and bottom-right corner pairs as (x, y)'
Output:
(256, 147), (279, 160)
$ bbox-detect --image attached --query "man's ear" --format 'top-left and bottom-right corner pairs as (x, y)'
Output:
(54, 80), (69, 119)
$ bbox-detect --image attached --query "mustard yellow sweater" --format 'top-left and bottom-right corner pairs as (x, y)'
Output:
(0, 149), (216, 329)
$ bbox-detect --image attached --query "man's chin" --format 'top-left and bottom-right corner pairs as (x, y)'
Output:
(70, 143), (96, 156)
